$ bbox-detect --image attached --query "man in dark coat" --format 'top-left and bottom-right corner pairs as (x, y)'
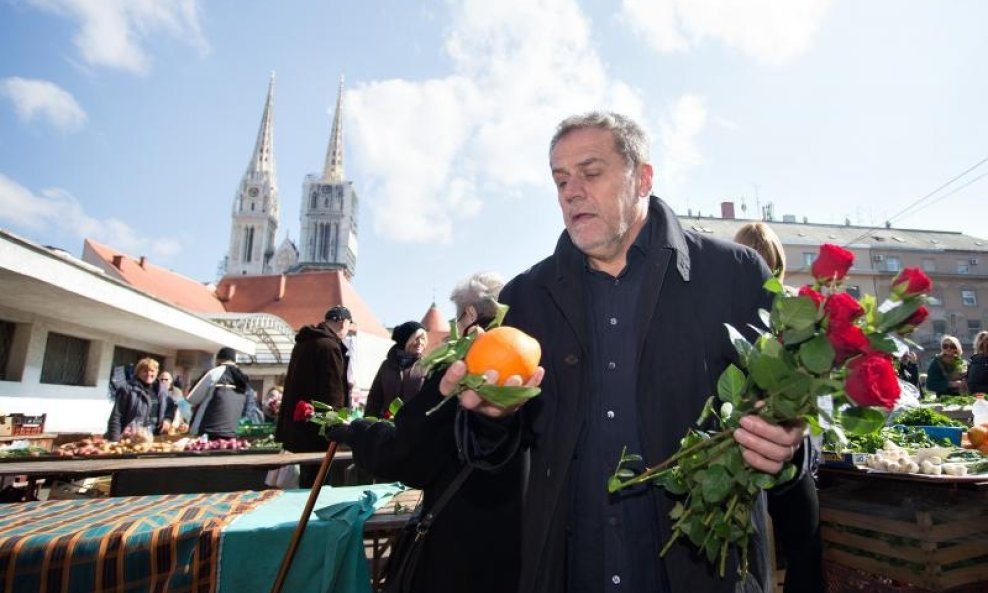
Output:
(437, 112), (807, 593)
(275, 305), (351, 487)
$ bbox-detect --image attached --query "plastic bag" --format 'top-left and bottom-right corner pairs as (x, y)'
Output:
(264, 463), (300, 489)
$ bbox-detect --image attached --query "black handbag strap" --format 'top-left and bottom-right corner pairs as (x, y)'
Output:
(414, 463), (473, 539)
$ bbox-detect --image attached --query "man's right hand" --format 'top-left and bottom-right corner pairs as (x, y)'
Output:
(439, 359), (545, 419)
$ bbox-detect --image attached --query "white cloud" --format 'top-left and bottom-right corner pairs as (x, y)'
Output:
(0, 174), (179, 259)
(347, 0), (645, 243)
(619, 0), (834, 66)
(26, 0), (209, 74)
(657, 94), (708, 195)
(1, 77), (87, 131)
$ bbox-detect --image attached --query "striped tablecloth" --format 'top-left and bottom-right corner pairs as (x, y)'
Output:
(0, 489), (280, 593)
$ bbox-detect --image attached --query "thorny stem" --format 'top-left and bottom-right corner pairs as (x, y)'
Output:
(613, 429), (734, 489)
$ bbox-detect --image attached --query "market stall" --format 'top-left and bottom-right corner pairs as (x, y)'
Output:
(0, 483), (402, 593)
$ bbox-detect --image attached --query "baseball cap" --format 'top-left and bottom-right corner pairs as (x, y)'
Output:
(325, 305), (352, 321)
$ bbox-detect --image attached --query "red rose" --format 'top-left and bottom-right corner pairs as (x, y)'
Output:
(891, 268), (932, 300)
(293, 400), (315, 422)
(896, 306), (929, 335)
(845, 352), (900, 409)
(798, 285), (825, 307)
(811, 244), (855, 283)
(824, 292), (865, 326)
(826, 320), (870, 364)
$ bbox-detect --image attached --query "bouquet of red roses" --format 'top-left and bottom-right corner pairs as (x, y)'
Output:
(608, 243), (932, 577)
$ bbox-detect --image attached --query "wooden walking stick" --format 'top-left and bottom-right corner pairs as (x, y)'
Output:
(270, 440), (339, 593)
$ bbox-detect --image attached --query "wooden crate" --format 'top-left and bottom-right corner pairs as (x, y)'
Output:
(820, 475), (988, 592)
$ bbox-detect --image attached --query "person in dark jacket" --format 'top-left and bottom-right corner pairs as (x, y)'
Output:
(328, 272), (515, 593)
(365, 321), (428, 419)
(967, 330), (988, 394)
(187, 347), (254, 439)
(898, 350), (921, 388)
(276, 305), (351, 487)
(926, 335), (967, 396)
(436, 112), (806, 593)
(106, 357), (175, 441)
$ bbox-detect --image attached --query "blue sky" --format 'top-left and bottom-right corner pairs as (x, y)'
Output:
(1, 0), (986, 328)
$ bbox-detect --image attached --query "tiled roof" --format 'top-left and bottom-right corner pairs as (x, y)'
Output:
(420, 303), (450, 354)
(216, 270), (389, 337)
(82, 239), (226, 313)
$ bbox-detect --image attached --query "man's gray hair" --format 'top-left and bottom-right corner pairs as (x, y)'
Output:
(450, 271), (505, 320)
(549, 111), (649, 169)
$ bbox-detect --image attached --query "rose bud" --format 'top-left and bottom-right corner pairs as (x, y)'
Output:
(845, 352), (900, 409)
(826, 320), (870, 365)
(811, 243), (855, 283)
(798, 285), (825, 307)
(896, 305), (929, 335)
(293, 400), (315, 422)
(890, 267), (932, 301)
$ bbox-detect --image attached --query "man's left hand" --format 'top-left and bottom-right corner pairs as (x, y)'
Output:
(733, 415), (806, 474)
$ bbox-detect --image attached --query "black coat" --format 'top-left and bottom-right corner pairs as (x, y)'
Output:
(364, 346), (425, 418)
(500, 197), (776, 593)
(275, 322), (349, 452)
(968, 353), (988, 395)
(348, 375), (522, 593)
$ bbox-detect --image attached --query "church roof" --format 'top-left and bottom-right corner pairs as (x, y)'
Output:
(420, 302), (450, 353)
(216, 269), (389, 337)
(82, 239), (226, 313)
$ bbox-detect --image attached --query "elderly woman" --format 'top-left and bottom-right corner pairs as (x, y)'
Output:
(106, 358), (175, 441)
(926, 335), (968, 396)
(364, 321), (429, 418)
(966, 331), (988, 395)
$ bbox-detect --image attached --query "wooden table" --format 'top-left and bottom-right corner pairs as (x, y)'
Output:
(0, 450), (354, 496)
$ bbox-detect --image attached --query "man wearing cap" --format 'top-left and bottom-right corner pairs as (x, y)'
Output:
(364, 320), (428, 419)
(187, 347), (255, 439)
(275, 305), (352, 487)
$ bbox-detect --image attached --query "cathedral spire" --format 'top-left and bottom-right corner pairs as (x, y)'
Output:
(247, 72), (278, 181)
(322, 74), (345, 183)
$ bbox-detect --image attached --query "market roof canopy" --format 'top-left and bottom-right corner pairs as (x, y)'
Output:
(203, 313), (296, 365)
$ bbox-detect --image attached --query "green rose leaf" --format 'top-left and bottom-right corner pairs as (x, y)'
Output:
(773, 295), (818, 331)
(654, 468), (688, 494)
(699, 465), (733, 503)
(763, 276), (784, 295)
(748, 349), (789, 391)
(877, 299), (922, 332)
(839, 406), (887, 435)
(781, 324), (816, 347)
(473, 383), (541, 407)
(724, 324), (753, 363)
(799, 335), (835, 375)
(717, 365), (747, 406)
(867, 333), (898, 354)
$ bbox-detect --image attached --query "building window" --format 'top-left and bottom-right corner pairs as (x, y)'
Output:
(932, 319), (947, 338)
(922, 258), (936, 272)
(0, 320), (14, 381)
(969, 320), (983, 342)
(961, 289), (977, 307)
(802, 253), (816, 267)
(957, 260), (970, 274)
(41, 332), (89, 386)
(886, 256), (902, 272)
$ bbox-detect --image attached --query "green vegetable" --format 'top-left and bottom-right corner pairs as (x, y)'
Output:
(889, 407), (966, 428)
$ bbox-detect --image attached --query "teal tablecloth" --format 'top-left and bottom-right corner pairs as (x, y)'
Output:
(218, 484), (402, 593)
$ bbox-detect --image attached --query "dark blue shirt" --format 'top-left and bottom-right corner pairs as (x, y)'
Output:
(567, 220), (665, 593)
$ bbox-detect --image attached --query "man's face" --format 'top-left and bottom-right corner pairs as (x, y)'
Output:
(550, 127), (652, 272)
(138, 366), (158, 385)
(328, 318), (351, 339)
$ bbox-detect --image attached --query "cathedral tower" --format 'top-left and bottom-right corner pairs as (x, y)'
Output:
(297, 75), (359, 279)
(226, 73), (280, 276)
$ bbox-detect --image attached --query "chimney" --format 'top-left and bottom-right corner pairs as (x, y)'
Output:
(720, 201), (736, 220)
(111, 255), (124, 269)
(277, 274), (287, 301)
(138, 256), (147, 269)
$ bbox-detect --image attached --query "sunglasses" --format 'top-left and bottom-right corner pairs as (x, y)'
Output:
(941, 343), (957, 350)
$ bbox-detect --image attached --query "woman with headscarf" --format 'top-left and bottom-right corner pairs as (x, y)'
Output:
(364, 321), (428, 418)
(926, 335), (968, 396)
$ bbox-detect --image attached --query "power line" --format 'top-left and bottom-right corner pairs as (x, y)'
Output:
(844, 155), (988, 245)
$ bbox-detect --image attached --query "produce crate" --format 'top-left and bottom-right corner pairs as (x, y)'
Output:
(820, 475), (988, 592)
(0, 413), (46, 436)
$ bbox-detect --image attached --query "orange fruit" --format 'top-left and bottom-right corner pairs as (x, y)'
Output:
(969, 425), (988, 448)
(465, 326), (541, 385)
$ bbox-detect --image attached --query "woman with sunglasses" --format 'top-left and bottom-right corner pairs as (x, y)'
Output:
(926, 335), (968, 396)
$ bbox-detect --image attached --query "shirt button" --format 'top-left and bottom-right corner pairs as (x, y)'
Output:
(609, 317), (617, 326)
(607, 361), (616, 370)
(612, 574), (621, 585)
(606, 410), (615, 419)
